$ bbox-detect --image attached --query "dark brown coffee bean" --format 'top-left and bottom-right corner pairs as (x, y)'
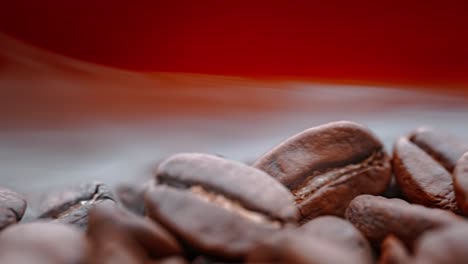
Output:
(151, 256), (188, 264)
(39, 182), (115, 229)
(454, 152), (468, 215)
(345, 195), (462, 247)
(300, 216), (374, 264)
(379, 236), (410, 264)
(411, 223), (468, 264)
(246, 229), (363, 264)
(253, 121), (392, 221)
(145, 153), (298, 259)
(393, 128), (468, 212)
(0, 187), (26, 230)
(0, 222), (89, 264)
(409, 127), (468, 172)
(86, 200), (181, 264)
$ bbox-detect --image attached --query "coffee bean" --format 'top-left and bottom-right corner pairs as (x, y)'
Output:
(379, 235), (410, 264)
(345, 195), (462, 247)
(115, 179), (154, 215)
(0, 222), (89, 264)
(454, 152), (468, 215)
(254, 121), (392, 221)
(246, 229), (363, 264)
(411, 223), (468, 264)
(300, 216), (374, 264)
(393, 128), (468, 212)
(409, 127), (468, 172)
(145, 153), (298, 259)
(87, 200), (181, 264)
(39, 182), (115, 229)
(0, 187), (26, 230)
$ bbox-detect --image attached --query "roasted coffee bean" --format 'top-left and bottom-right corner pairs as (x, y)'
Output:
(0, 187), (26, 230)
(115, 179), (154, 215)
(254, 121), (392, 221)
(411, 223), (468, 264)
(86, 200), (181, 264)
(379, 236), (410, 264)
(152, 256), (188, 264)
(39, 182), (115, 229)
(408, 127), (468, 172)
(246, 229), (362, 264)
(346, 195), (462, 247)
(393, 128), (468, 212)
(300, 216), (374, 264)
(454, 152), (468, 215)
(0, 222), (89, 264)
(145, 153), (298, 259)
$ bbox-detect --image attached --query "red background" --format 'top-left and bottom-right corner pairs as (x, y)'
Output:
(1, 1), (467, 86)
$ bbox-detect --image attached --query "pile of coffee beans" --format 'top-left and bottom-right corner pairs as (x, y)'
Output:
(1, 121), (468, 263)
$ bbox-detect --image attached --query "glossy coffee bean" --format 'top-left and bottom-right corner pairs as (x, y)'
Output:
(0, 222), (89, 264)
(454, 152), (468, 215)
(246, 229), (363, 264)
(345, 195), (462, 247)
(86, 200), (181, 264)
(39, 182), (115, 229)
(411, 223), (468, 264)
(254, 121), (392, 221)
(393, 128), (468, 212)
(145, 153), (298, 259)
(0, 187), (26, 230)
(379, 236), (410, 264)
(300, 216), (374, 264)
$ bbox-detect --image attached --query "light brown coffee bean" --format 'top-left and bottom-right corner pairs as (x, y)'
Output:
(254, 121), (392, 221)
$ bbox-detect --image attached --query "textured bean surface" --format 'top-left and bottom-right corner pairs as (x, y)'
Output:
(39, 182), (115, 228)
(345, 195), (461, 246)
(393, 128), (468, 212)
(146, 153), (298, 259)
(254, 121), (392, 221)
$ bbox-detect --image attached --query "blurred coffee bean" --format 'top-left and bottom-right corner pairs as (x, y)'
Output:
(39, 182), (115, 229)
(454, 152), (468, 215)
(0, 222), (88, 264)
(246, 229), (363, 264)
(411, 223), (468, 264)
(87, 200), (181, 264)
(393, 128), (468, 212)
(151, 256), (188, 264)
(0, 187), (26, 230)
(300, 215), (374, 264)
(254, 121), (392, 221)
(115, 179), (155, 215)
(145, 153), (298, 259)
(379, 235), (410, 264)
(345, 195), (461, 247)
